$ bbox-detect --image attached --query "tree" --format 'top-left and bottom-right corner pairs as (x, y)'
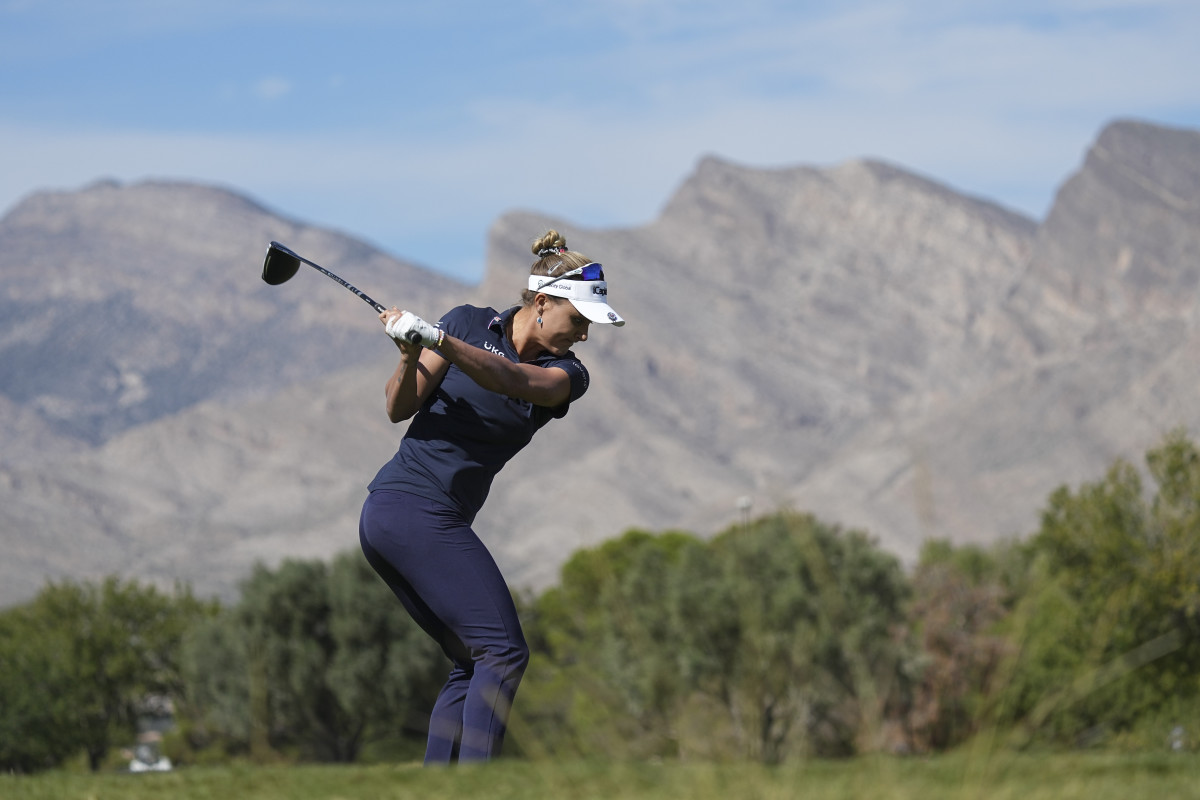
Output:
(516, 529), (699, 758)
(694, 513), (913, 760)
(519, 513), (915, 762)
(0, 577), (211, 772)
(326, 551), (444, 750)
(181, 552), (443, 762)
(905, 540), (1018, 751)
(178, 608), (255, 757)
(998, 430), (1200, 746)
(0, 604), (83, 772)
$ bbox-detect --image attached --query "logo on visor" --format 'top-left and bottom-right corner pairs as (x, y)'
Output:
(608, 312), (618, 322)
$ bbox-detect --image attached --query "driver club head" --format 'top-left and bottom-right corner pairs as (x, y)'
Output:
(262, 241), (302, 285)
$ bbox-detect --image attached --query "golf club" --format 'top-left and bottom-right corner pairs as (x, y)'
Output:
(262, 241), (421, 343)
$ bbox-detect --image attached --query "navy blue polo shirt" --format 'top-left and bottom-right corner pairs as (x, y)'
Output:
(368, 304), (590, 523)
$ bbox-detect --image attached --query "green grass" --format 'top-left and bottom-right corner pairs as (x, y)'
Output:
(3, 751), (1199, 800)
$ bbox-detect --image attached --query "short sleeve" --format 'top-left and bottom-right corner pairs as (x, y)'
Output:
(435, 305), (474, 339)
(539, 355), (589, 418)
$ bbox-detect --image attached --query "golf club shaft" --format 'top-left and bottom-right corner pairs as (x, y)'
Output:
(291, 252), (386, 313)
(266, 242), (421, 344)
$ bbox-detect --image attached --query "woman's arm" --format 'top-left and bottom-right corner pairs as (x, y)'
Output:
(437, 335), (572, 408)
(383, 308), (573, 411)
(383, 344), (449, 423)
(380, 308), (450, 422)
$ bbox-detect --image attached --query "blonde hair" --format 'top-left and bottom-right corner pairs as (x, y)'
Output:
(521, 229), (593, 307)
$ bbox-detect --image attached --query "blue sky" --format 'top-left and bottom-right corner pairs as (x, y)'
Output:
(2, 1), (1199, 282)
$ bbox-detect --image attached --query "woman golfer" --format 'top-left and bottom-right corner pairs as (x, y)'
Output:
(359, 230), (624, 764)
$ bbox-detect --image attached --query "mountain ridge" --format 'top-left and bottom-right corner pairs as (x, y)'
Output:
(2, 117), (1199, 605)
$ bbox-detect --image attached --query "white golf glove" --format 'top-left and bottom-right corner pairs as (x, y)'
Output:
(386, 311), (443, 348)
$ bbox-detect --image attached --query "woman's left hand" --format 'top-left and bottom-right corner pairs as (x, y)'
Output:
(381, 307), (421, 354)
(385, 310), (443, 349)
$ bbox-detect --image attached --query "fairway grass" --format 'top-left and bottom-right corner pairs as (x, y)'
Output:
(3, 750), (1198, 800)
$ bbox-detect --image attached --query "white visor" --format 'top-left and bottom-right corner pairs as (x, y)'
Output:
(528, 275), (626, 326)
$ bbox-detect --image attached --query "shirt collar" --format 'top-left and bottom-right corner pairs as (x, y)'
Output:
(488, 305), (520, 336)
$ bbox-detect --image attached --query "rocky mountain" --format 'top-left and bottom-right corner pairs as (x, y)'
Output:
(0, 180), (463, 603)
(0, 180), (463, 454)
(2, 118), (1198, 607)
(791, 120), (1200, 550)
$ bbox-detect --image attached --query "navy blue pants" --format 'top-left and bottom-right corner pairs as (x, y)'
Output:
(359, 489), (529, 764)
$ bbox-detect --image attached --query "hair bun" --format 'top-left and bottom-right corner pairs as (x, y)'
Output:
(532, 230), (567, 258)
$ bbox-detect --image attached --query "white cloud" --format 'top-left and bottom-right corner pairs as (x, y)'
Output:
(253, 77), (293, 101)
(2, 0), (1199, 281)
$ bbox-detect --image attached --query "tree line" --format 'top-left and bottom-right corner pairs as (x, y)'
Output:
(2, 432), (1198, 772)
